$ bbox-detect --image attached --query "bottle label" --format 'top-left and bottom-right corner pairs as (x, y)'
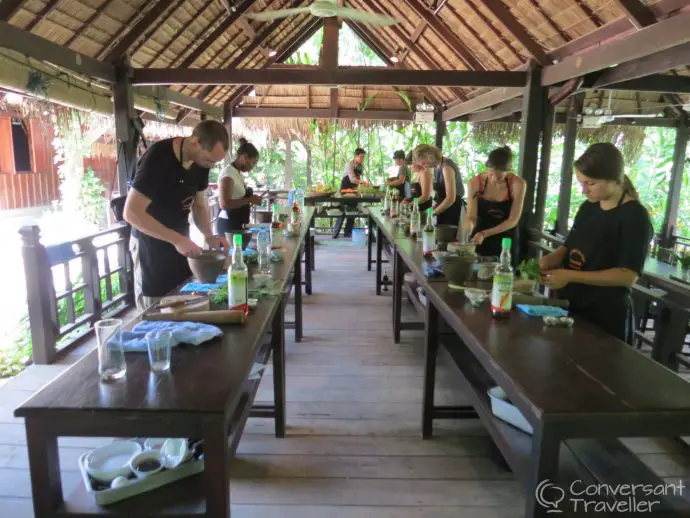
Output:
(229, 271), (248, 307)
(491, 273), (513, 312)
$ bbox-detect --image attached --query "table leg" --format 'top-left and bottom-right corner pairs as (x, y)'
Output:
(272, 299), (286, 438)
(376, 225), (383, 295)
(26, 417), (62, 517)
(525, 425), (561, 518)
(422, 301), (439, 438)
(304, 229), (313, 296)
(367, 214), (374, 271)
(294, 244), (303, 342)
(203, 418), (230, 518)
(393, 247), (403, 343)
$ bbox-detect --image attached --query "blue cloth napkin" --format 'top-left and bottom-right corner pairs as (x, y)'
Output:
(423, 259), (444, 278)
(119, 321), (223, 352)
(516, 304), (568, 317)
(181, 274), (228, 293)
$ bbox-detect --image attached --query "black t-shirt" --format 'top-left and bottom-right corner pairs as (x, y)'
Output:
(131, 138), (210, 235)
(561, 199), (653, 311)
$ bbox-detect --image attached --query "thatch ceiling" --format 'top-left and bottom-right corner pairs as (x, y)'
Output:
(2, 0), (689, 118)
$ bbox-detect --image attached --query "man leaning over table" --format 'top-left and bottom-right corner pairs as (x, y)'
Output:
(124, 120), (229, 310)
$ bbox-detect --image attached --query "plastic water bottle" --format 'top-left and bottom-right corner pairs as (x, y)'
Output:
(258, 230), (271, 274)
(228, 234), (248, 313)
(491, 238), (514, 319)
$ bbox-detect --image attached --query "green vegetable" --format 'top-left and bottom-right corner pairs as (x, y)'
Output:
(211, 285), (228, 305)
(518, 258), (542, 281)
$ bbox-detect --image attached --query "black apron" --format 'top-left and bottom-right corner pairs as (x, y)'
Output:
(409, 179), (432, 212)
(433, 158), (464, 226)
(217, 185), (253, 234)
(470, 174), (518, 259)
(560, 193), (634, 345)
(340, 164), (363, 190)
(395, 165), (411, 200)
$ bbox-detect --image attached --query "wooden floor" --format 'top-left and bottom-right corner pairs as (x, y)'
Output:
(2, 237), (690, 517)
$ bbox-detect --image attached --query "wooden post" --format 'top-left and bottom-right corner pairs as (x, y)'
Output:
(435, 110), (445, 151)
(555, 93), (584, 236)
(19, 226), (58, 365)
(661, 117), (689, 248)
(517, 62), (547, 261)
(113, 57), (135, 196)
(223, 101), (233, 156)
(532, 102), (555, 232)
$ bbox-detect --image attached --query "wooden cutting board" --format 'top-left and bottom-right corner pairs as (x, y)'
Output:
(156, 295), (211, 314)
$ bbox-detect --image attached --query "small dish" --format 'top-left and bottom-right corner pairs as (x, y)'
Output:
(543, 316), (574, 327)
(84, 441), (142, 483)
(160, 438), (189, 470)
(465, 288), (489, 307)
(143, 438), (167, 451)
(129, 450), (163, 479)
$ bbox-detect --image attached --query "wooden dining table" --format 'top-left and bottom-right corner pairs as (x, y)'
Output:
(13, 209), (314, 518)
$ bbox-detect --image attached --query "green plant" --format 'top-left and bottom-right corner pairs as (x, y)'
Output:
(676, 252), (690, 271)
(518, 258), (542, 281)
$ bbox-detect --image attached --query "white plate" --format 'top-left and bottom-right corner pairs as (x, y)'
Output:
(84, 441), (142, 482)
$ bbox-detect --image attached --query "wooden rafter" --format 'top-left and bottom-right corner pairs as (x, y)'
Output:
(445, 3), (509, 70)
(177, 0), (257, 68)
(524, 0), (569, 43)
(141, 1), (203, 67)
(234, 107), (415, 120)
(462, 0), (523, 63)
(442, 87), (523, 120)
(404, 0), (485, 71)
(616, 0), (657, 28)
(542, 9), (690, 86)
(0, 0), (24, 21)
(477, 0), (550, 65)
(100, 0), (171, 62)
(129, 0), (187, 60)
(63, 0), (117, 48)
(24, 0), (60, 32)
(574, 0), (604, 27)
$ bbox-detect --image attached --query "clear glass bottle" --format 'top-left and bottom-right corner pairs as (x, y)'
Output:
(258, 229), (271, 274)
(491, 238), (514, 319)
(271, 203), (282, 248)
(410, 197), (420, 240)
(422, 207), (435, 255)
(390, 196), (398, 218)
(382, 186), (390, 215)
(228, 233), (248, 313)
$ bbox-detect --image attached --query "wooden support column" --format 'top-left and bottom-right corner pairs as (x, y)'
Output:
(517, 63), (547, 261)
(661, 118), (689, 248)
(223, 101), (233, 156)
(555, 93), (584, 236)
(113, 58), (136, 195)
(533, 102), (555, 231)
(435, 111), (445, 150)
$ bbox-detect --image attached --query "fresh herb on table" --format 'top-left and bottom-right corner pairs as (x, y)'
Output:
(211, 285), (228, 305)
(518, 258), (542, 281)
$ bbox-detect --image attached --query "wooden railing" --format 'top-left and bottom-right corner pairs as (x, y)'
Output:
(20, 224), (134, 365)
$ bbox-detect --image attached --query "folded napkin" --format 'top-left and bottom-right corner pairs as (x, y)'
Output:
(423, 258), (444, 278)
(119, 321), (223, 352)
(180, 274), (228, 293)
(516, 304), (568, 317)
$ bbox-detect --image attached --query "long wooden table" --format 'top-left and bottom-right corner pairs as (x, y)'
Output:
(370, 208), (690, 518)
(14, 209), (314, 518)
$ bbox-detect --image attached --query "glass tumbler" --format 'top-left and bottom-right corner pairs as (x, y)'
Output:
(146, 330), (172, 373)
(96, 319), (126, 382)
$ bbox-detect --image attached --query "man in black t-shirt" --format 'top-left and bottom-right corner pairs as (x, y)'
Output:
(124, 120), (229, 309)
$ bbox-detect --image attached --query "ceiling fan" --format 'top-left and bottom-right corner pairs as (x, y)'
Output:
(244, 0), (400, 26)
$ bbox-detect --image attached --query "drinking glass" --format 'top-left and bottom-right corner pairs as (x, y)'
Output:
(146, 330), (172, 373)
(96, 319), (126, 382)
(258, 230), (271, 274)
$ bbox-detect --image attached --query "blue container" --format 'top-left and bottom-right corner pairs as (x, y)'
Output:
(352, 228), (366, 246)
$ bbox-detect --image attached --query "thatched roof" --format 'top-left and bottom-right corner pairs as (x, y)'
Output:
(1, 0), (688, 120)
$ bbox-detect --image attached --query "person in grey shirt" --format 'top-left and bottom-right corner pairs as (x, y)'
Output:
(334, 148), (367, 238)
(385, 149), (410, 199)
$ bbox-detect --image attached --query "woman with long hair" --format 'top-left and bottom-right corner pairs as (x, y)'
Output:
(216, 137), (262, 234)
(540, 142), (653, 344)
(464, 146), (525, 260)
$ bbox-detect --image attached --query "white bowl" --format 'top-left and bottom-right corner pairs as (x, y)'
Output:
(84, 441), (142, 483)
(143, 438), (167, 451)
(129, 450), (163, 479)
(160, 438), (189, 469)
(465, 288), (489, 307)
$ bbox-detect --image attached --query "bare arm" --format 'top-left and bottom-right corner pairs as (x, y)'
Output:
(124, 189), (188, 246)
(480, 177), (526, 238)
(418, 169), (433, 205)
(433, 165), (457, 216)
(540, 246), (568, 271)
(218, 177), (250, 210)
(564, 268), (639, 287)
(463, 176), (478, 234)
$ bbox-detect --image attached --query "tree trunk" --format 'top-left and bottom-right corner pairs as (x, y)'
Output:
(284, 138), (293, 190)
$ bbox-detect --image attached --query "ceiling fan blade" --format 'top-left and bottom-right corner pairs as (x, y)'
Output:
(244, 7), (312, 21)
(331, 6), (400, 25)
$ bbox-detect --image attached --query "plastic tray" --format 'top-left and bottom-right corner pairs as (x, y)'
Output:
(487, 386), (534, 435)
(78, 448), (204, 506)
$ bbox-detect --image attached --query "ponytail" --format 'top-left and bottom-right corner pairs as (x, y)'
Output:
(236, 137), (259, 159)
(622, 174), (639, 200)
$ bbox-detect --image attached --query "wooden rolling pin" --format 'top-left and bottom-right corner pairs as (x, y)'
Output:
(143, 310), (246, 324)
(512, 293), (569, 308)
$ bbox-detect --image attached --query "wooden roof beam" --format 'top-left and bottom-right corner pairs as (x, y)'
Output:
(100, 0), (171, 62)
(476, 0), (550, 65)
(24, 0), (60, 32)
(0, 0), (24, 20)
(542, 9), (690, 86)
(468, 97), (523, 122)
(442, 87), (524, 120)
(177, 0), (257, 68)
(129, 0), (186, 59)
(590, 74), (690, 94)
(0, 20), (114, 82)
(234, 107), (415, 120)
(616, 0), (656, 28)
(403, 0), (486, 71)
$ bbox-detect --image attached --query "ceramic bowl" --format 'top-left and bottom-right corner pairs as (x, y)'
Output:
(84, 441), (142, 483)
(160, 439), (189, 469)
(187, 250), (225, 284)
(129, 450), (163, 479)
(143, 438), (167, 451)
(465, 288), (489, 307)
(514, 279), (536, 294)
(477, 262), (499, 281)
(447, 242), (476, 256)
(439, 253), (476, 285)
(435, 224), (458, 243)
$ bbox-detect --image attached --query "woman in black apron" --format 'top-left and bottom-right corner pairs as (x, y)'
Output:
(433, 156), (465, 226)
(216, 138), (261, 234)
(540, 143), (653, 344)
(465, 146), (525, 260)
